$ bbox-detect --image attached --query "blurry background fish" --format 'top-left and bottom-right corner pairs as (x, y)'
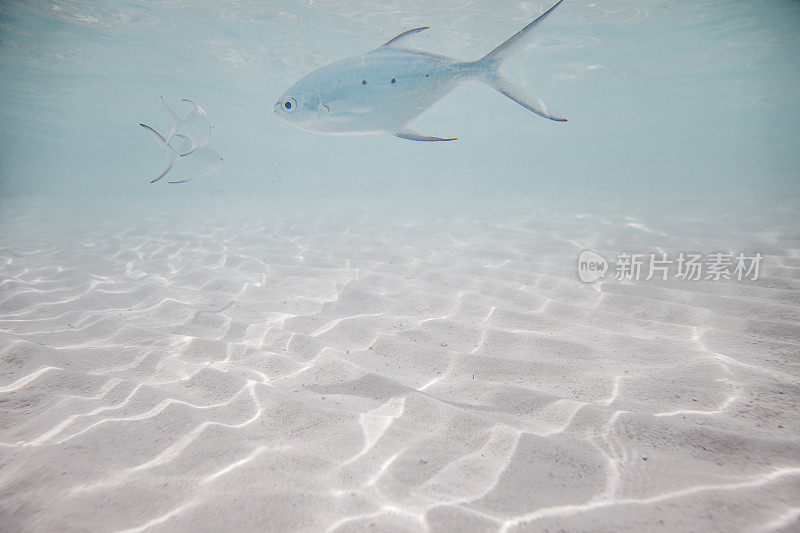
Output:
(139, 97), (222, 184)
(161, 98), (213, 155)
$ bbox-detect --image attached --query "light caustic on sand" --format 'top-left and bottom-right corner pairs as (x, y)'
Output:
(1, 204), (799, 531)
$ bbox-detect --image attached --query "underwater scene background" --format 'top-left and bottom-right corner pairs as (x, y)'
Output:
(1, 1), (799, 531)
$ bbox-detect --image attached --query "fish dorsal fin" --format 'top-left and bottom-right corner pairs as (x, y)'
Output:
(380, 26), (429, 49)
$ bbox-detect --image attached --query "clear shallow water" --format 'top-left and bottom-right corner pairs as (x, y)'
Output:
(1, 1), (800, 532)
(0, 0), (798, 199)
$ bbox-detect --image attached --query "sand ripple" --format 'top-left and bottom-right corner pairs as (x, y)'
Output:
(1, 198), (799, 531)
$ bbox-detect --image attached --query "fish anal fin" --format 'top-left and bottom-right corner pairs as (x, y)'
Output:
(484, 75), (566, 122)
(380, 27), (430, 49)
(394, 131), (457, 142)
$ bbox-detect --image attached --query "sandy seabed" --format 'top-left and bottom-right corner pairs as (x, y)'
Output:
(1, 195), (798, 532)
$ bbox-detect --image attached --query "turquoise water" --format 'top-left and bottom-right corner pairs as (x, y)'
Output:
(2, 2), (800, 531)
(1, 0), (798, 200)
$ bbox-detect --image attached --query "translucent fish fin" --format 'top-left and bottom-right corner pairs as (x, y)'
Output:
(394, 131), (457, 142)
(176, 98), (212, 155)
(161, 96), (183, 121)
(139, 123), (176, 183)
(179, 98), (199, 114)
(479, 0), (563, 67)
(380, 27), (430, 49)
(161, 96), (186, 147)
(139, 122), (168, 146)
(177, 98), (199, 155)
(483, 74), (566, 122)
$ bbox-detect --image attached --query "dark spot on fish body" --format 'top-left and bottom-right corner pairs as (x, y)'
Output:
(362, 79), (367, 85)
(425, 73), (430, 77)
(390, 78), (396, 84)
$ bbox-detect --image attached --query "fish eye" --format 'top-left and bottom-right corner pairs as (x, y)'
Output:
(283, 97), (296, 112)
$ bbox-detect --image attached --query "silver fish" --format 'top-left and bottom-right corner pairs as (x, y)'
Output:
(274, 0), (567, 142)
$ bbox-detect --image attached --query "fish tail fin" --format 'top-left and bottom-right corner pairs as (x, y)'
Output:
(478, 0), (564, 69)
(139, 123), (176, 183)
(482, 74), (566, 122)
(470, 1), (567, 122)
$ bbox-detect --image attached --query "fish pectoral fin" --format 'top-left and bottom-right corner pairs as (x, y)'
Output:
(394, 131), (458, 142)
(320, 101), (343, 115)
(483, 74), (567, 122)
(380, 27), (430, 49)
(322, 100), (372, 115)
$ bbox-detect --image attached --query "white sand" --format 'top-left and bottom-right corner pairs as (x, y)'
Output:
(1, 195), (798, 532)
